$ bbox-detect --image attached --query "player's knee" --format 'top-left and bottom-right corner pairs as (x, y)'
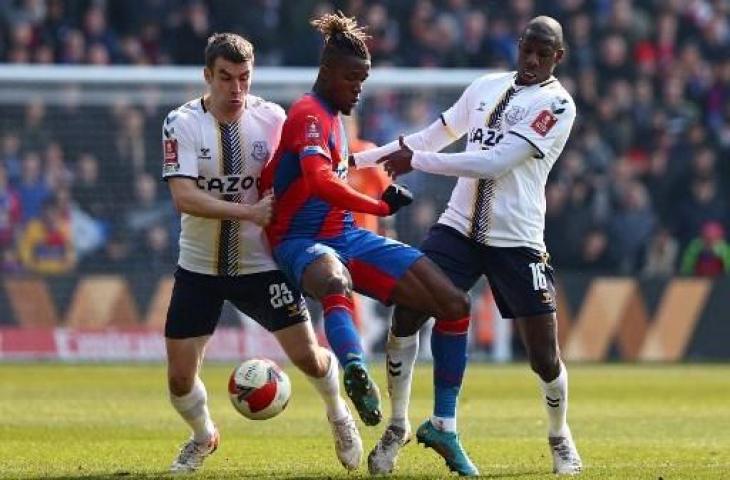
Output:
(322, 274), (352, 296)
(440, 291), (470, 321)
(168, 373), (196, 397)
(528, 349), (560, 381)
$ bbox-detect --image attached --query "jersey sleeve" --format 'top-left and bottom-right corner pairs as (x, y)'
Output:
(439, 77), (482, 140)
(291, 109), (332, 163)
(507, 93), (576, 158)
(161, 110), (198, 180)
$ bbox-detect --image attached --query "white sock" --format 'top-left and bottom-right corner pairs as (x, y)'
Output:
(539, 362), (569, 437)
(170, 377), (215, 443)
(307, 349), (349, 421)
(386, 331), (418, 430)
(430, 415), (457, 432)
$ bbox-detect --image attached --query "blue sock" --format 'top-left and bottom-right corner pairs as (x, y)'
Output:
(432, 317), (469, 420)
(322, 294), (364, 368)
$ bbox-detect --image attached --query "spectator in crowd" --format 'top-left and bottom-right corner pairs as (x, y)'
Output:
(0, 163), (21, 271)
(1, 132), (22, 184)
(641, 226), (680, 278)
(674, 177), (728, 248)
(130, 224), (176, 276)
(578, 227), (614, 274)
(72, 153), (110, 221)
(680, 221), (730, 276)
(168, 1), (210, 65)
(607, 180), (656, 274)
(17, 196), (75, 274)
(17, 151), (51, 222)
(124, 172), (175, 240)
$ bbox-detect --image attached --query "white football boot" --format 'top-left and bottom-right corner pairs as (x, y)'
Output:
(328, 405), (363, 470)
(170, 427), (220, 473)
(367, 423), (412, 474)
(549, 428), (582, 475)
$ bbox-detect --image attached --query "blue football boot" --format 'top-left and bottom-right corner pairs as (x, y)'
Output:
(415, 419), (479, 476)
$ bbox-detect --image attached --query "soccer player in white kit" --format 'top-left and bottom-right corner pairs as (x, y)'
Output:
(355, 16), (582, 476)
(162, 33), (363, 473)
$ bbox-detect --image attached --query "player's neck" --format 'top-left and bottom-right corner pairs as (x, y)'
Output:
(203, 95), (245, 124)
(312, 82), (338, 114)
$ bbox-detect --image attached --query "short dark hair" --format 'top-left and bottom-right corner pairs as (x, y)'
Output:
(204, 33), (253, 69)
(311, 11), (370, 65)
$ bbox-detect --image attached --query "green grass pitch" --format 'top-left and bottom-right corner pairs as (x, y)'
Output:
(1, 363), (728, 479)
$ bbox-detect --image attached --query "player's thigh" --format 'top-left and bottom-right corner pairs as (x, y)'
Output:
(165, 267), (225, 340)
(273, 238), (350, 298)
(419, 224), (483, 292)
(483, 246), (557, 319)
(391, 225), (480, 319)
(344, 228), (423, 303)
(273, 321), (327, 377)
(302, 252), (353, 298)
(228, 270), (310, 333)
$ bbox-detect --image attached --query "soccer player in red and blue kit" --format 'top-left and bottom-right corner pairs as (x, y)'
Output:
(261, 12), (478, 474)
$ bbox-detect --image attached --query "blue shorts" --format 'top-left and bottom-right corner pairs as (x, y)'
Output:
(273, 228), (423, 303)
(421, 224), (557, 319)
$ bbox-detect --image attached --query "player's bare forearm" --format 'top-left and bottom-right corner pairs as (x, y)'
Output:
(168, 177), (272, 225)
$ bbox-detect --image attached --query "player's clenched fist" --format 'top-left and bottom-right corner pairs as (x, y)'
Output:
(381, 183), (414, 215)
(246, 193), (274, 226)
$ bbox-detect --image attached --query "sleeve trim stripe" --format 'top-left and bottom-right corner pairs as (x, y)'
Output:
(440, 114), (460, 140)
(508, 131), (545, 159)
(300, 146), (330, 160)
(162, 174), (198, 182)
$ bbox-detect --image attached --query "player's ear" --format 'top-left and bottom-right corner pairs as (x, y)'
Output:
(319, 63), (331, 82)
(554, 48), (565, 65)
(204, 67), (213, 84)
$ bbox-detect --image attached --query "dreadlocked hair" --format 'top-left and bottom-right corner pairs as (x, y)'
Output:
(311, 11), (370, 62)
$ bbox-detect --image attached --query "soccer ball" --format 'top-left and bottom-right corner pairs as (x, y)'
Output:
(228, 358), (291, 420)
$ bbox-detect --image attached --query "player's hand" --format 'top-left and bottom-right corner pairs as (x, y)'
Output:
(381, 183), (413, 215)
(246, 193), (274, 226)
(378, 136), (414, 179)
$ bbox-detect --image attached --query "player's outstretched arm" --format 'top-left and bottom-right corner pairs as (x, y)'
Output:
(168, 177), (273, 226)
(353, 117), (458, 168)
(301, 155), (395, 216)
(408, 132), (538, 179)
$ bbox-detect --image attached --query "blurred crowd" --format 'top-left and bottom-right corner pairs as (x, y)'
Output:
(1, 0), (729, 277)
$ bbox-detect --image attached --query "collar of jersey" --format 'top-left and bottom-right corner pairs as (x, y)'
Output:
(308, 92), (338, 115)
(511, 73), (557, 90)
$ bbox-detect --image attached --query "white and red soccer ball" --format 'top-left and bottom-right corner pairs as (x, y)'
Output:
(228, 358), (291, 420)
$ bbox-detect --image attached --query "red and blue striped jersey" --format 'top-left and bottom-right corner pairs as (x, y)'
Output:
(261, 93), (356, 246)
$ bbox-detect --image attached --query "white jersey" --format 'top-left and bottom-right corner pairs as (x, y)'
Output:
(161, 96), (284, 276)
(437, 72), (576, 250)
